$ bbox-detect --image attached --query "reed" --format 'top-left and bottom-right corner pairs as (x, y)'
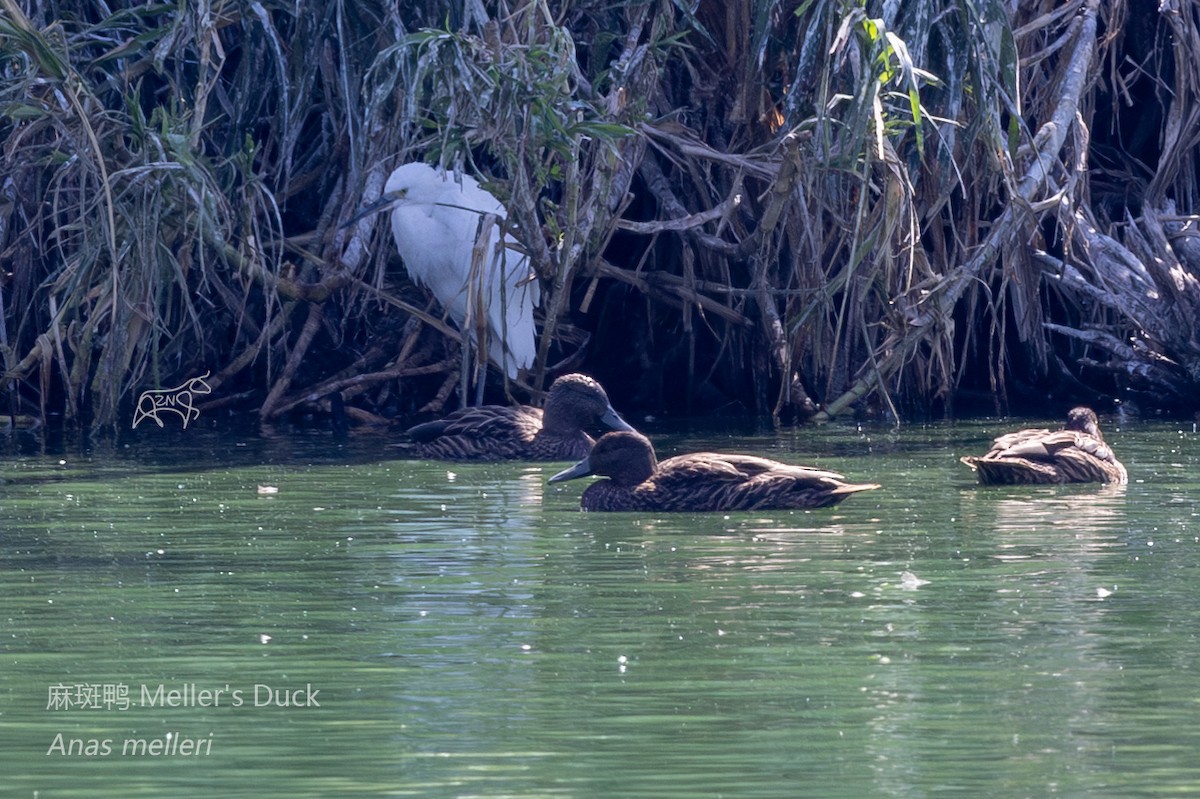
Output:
(1, 0), (1196, 434)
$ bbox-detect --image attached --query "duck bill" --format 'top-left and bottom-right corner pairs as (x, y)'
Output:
(601, 407), (636, 433)
(548, 457), (594, 483)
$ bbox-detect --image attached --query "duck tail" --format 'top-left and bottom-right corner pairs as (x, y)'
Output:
(832, 482), (881, 495)
(960, 455), (1055, 485)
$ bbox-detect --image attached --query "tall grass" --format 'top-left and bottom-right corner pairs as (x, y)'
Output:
(1, 0), (1196, 433)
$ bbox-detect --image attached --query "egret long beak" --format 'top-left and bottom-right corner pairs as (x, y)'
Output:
(601, 407), (636, 433)
(340, 189), (407, 230)
(548, 457), (594, 483)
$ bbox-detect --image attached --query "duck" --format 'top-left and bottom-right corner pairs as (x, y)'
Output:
(548, 430), (880, 512)
(406, 373), (634, 461)
(959, 406), (1127, 485)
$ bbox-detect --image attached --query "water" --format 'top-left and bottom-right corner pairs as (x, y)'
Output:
(2, 414), (1199, 797)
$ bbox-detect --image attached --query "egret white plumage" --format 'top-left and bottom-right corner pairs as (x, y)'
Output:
(372, 162), (540, 381)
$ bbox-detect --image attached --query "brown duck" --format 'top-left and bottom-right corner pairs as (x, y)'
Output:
(406, 373), (634, 461)
(960, 406), (1127, 485)
(548, 430), (880, 512)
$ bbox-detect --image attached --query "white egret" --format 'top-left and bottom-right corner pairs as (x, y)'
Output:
(372, 162), (540, 382)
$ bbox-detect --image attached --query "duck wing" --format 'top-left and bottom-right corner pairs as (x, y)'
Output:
(653, 452), (848, 480)
(707, 453), (850, 481)
(646, 452), (752, 486)
(649, 453), (876, 511)
(990, 429), (1085, 459)
(1049, 440), (1128, 483)
(987, 426), (1053, 452)
(407, 405), (542, 459)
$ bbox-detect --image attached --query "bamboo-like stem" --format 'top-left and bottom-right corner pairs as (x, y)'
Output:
(260, 302), (324, 421)
(815, 0), (1101, 421)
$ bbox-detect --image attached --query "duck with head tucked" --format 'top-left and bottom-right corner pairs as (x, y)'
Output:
(406, 373), (634, 461)
(960, 406), (1127, 485)
(549, 430), (880, 511)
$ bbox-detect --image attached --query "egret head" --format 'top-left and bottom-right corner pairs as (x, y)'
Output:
(343, 184), (408, 229)
(343, 163), (441, 228)
(383, 161), (437, 197)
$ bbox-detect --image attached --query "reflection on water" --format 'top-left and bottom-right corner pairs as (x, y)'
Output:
(1, 417), (1199, 797)
(963, 483), (1130, 563)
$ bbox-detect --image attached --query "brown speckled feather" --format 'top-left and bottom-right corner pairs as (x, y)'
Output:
(960, 406), (1127, 485)
(408, 405), (556, 460)
(549, 431), (879, 512)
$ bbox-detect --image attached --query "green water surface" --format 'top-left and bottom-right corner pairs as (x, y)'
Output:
(1, 414), (1198, 798)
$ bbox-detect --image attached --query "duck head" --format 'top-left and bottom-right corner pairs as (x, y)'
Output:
(549, 430), (657, 486)
(541, 374), (635, 436)
(1065, 406), (1103, 440)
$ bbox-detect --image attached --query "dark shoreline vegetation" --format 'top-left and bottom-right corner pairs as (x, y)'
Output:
(1, 0), (1199, 438)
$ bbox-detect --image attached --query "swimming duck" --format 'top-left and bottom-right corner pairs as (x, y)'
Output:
(548, 430), (880, 511)
(406, 373), (634, 460)
(959, 406), (1127, 485)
